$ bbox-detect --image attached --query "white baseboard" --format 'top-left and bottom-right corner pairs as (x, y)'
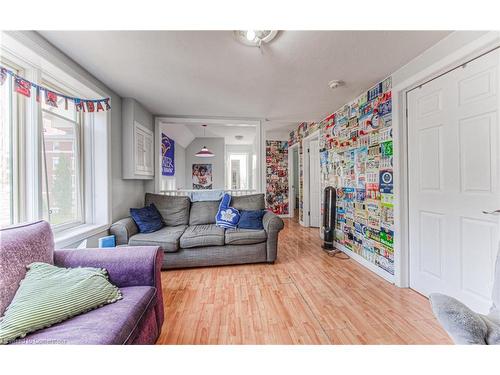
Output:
(334, 242), (395, 284)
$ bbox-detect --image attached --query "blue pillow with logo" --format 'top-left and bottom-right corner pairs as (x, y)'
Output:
(238, 210), (266, 230)
(130, 203), (165, 233)
(215, 194), (240, 229)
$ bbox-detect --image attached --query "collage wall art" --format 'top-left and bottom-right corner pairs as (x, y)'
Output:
(265, 140), (289, 215)
(289, 76), (394, 275)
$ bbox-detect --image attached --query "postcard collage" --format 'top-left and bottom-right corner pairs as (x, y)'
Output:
(265, 140), (289, 215)
(289, 76), (394, 275)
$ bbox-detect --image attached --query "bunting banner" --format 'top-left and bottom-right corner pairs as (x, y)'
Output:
(0, 68), (7, 85)
(0, 64), (111, 112)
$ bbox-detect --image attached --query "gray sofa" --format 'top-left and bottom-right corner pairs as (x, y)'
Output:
(110, 193), (284, 270)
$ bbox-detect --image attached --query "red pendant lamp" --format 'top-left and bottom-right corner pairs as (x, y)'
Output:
(195, 124), (214, 158)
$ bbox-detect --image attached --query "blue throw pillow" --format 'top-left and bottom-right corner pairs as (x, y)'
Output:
(238, 210), (266, 230)
(130, 204), (164, 233)
(215, 194), (240, 229)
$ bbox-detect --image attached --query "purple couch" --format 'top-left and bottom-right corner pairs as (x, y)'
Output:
(0, 221), (164, 344)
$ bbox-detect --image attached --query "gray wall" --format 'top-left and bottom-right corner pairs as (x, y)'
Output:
(175, 143), (187, 189)
(186, 137), (225, 189)
(122, 97), (155, 180)
(110, 97), (145, 220)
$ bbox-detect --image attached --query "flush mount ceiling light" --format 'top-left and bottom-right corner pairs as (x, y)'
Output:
(195, 125), (215, 158)
(328, 80), (345, 89)
(233, 30), (279, 47)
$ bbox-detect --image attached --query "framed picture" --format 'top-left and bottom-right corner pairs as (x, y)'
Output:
(192, 164), (212, 190)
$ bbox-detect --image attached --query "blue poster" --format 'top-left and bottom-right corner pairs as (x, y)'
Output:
(161, 133), (175, 176)
(379, 169), (393, 194)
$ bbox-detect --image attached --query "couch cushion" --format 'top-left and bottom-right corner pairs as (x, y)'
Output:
(129, 225), (187, 252)
(145, 193), (190, 226)
(130, 204), (165, 233)
(238, 210), (266, 230)
(189, 200), (220, 225)
(0, 262), (122, 345)
(225, 228), (267, 245)
(11, 286), (156, 345)
(0, 221), (54, 317)
(180, 224), (225, 249)
(231, 194), (265, 211)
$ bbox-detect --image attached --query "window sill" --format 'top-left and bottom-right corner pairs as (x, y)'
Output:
(54, 223), (109, 249)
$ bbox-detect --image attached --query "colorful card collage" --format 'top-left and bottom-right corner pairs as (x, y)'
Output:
(286, 77), (394, 275)
(321, 77), (394, 274)
(265, 141), (289, 215)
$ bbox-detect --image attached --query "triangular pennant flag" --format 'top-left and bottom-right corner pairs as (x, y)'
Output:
(14, 76), (31, 97)
(65, 97), (68, 110)
(75, 99), (85, 112)
(0, 68), (7, 86)
(86, 101), (95, 112)
(36, 86), (41, 103)
(45, 90), (58, 108)
(96, 101), (104, 112)
(104, 98), (111, 110)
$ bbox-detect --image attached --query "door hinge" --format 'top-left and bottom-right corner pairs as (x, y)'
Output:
(308, 211), (310, 216)
(307, 148), (310, 153)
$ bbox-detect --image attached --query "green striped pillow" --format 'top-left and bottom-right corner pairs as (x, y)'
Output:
(0, 262), (122, 344)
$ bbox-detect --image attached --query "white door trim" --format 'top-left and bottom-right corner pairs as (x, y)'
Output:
(287, 142), (299, 219)
(302, 130), (320, 228)
(392, 31), (500, 287)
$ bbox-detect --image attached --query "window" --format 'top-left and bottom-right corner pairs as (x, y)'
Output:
(227, 153), (248, 190)
(41, 82), (83, 229)
(0, 61), (18, 226)
(1, 33), (111, 247)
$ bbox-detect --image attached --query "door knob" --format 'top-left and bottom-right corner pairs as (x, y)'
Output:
(482, 209), (500, 215)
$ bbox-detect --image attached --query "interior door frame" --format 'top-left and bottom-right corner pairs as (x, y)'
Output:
(287, 142), (300, 219)
(302, 130), (320, 228)
(392, 32), (500, 287)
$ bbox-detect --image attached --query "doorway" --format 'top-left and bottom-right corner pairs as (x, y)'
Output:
(288, 143), (300, 221)
(407, 48), (500, 313)
(303, 132), (321, 228)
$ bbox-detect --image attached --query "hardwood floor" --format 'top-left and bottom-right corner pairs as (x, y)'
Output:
(157, 219), (452, 344)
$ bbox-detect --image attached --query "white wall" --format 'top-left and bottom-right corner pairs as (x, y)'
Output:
(392, 31), (492, 86)
(186, 137), (225, 189)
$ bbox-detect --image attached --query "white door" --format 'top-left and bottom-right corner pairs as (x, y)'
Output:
(407, 49), (500, 313)
(309, 139), (321, 227)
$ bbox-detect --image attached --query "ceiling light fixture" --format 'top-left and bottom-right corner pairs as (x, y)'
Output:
(195, 125), (214, 158)
(328, 80), (344, 89)
(245, 30), (256, 41)
(233, 30), (279, 47)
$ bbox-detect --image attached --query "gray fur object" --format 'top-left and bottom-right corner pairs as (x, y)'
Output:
(429, 243), (500, 344)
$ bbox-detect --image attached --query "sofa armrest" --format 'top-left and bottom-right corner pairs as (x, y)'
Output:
(109, 217), (138, 245)
(54, 246), (162, 288)
(55, 246), (165, 331)
(263, 211), (284, 262)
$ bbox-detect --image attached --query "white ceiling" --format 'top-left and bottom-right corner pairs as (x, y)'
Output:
(159, 120), (256, 146)
(187, 123), (256, 145)
(38, 30), (452, 128)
